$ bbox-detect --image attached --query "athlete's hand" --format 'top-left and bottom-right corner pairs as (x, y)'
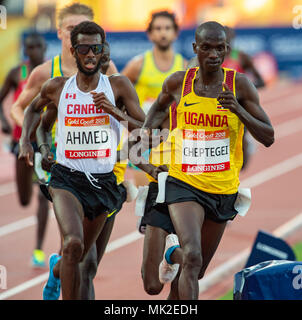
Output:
(40, 145), (55, 172)
(217, 83), (241, 114)
(150, 165), (168, 180)
(91, 91), (114, 114)
(18, 140), (34, 166)
(0, 118), (12, 134)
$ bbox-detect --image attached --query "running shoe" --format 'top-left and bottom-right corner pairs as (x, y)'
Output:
(43, 253), (61, 300)
(159, 234), (180, 284)
(31, 249), (46, 268)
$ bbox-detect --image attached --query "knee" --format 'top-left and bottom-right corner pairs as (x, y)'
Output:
(182, 249), (203, 271)
(63, 236), (84, 264)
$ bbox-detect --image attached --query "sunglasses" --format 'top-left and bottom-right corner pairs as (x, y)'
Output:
(74, 44), (103, 55)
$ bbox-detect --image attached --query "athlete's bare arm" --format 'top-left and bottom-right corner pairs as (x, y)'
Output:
(106, 60), (118, 75)
(92, 74), (145, 132)
(143, 71), (185, 130)
(36, 107), (58, 172)
(121, 55), (144, 84)
(19, 77), (66, 166)
(217, 73), (274, 147)
(240, 52), (265, 89)
(0, 66), (19, 133)
(10, 60), (52, 127)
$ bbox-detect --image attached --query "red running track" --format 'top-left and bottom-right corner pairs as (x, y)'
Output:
(0, 79), (302, 300)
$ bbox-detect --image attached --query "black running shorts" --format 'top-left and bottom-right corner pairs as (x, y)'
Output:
(48, 163), (122, 221)
(142, 182), (175, 234)
(165, 176), (238, 223)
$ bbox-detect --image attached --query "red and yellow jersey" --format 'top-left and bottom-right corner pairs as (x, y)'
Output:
(168, 67), (244, 194)
(12, 63), (29, 141)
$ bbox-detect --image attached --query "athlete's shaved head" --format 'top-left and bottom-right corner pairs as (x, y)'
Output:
(195, 21), (226, 43)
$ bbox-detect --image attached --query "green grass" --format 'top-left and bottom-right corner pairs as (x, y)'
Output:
(218, 241), (302, 300)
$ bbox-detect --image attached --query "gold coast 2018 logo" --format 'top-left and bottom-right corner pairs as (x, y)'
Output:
(0, 5), (7, 30)
(293, 5), (302, 29)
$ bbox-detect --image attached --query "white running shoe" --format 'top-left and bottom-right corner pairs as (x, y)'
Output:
(159, 234), (180, 284)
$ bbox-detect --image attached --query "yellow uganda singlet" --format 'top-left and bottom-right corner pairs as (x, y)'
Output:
(169, 67), (244, 194)
(50, 55), (126, 184)
(135, 50), (185, 114)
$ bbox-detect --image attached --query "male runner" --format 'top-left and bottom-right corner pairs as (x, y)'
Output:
(13, 4), (127, 300)
(188, 26), (265, 170)
(0, 32), (49, 267)
(10, 3), (117, 129)
(36, 41), (133, 300)
(24, 21), (145, 300)
(122, 10), (187, 186)
(142, 21), (274, 299)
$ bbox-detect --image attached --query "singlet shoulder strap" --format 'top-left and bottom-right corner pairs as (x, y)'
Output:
(182, 67), (198, 97)
(51, 55), (63, 78)
(223, 67), (236, 96)
(169, 101), (178, 131)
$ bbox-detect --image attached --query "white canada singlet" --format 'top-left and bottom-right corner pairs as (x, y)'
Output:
(56, 73), (120, 173)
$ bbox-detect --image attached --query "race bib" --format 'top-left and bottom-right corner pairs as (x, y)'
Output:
(64, 115), (112, 159)
(181, 129), (230, 173)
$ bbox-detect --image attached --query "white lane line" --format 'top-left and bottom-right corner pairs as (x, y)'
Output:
(106, 231), (143, 253)
(198, 152), (302, 295)
(275, 116), (302, 139)
(0, 273), (50, 300)
(0, 210), (55, 238)
(0, 182), (15, 197)
(198, 212), (302, 294)
(1, 152), (301, 299)
(240, 152), (302, 188)
(0, 230), (143, 300)
(0, 216), (36, 237)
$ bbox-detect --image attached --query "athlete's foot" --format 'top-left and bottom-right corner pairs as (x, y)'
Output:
(43, 253), (62, 300)
(159, 234), (180, 284)
(31, 249), (46, 268)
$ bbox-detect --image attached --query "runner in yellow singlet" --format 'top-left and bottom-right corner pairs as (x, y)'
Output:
(142, 21), (274, 299)
(122, 10), (187, 186)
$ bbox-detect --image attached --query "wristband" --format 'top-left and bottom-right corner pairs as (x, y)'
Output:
(38, 143), (49, 153)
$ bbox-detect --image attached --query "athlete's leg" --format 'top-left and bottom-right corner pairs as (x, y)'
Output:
(198, 219), (227, 279)
(141, 225), (167, 295)
(168, 201), (205, 300)
(167, 274), (180, 300)
(49, 187), (85, 300)
(79, 216), (115, 300)
(95, 215), (116, 264)
(35, 189), (49, 250)
(15, 157), (34, 206)
(79, 243), (98, 300)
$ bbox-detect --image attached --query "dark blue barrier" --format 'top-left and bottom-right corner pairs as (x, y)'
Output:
(234, 260), (302, 300)
(22, 26), (302, 79)
(245, 230), (296, 268)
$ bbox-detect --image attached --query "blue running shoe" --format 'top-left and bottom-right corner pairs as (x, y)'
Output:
(43, 253), (61, 300)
